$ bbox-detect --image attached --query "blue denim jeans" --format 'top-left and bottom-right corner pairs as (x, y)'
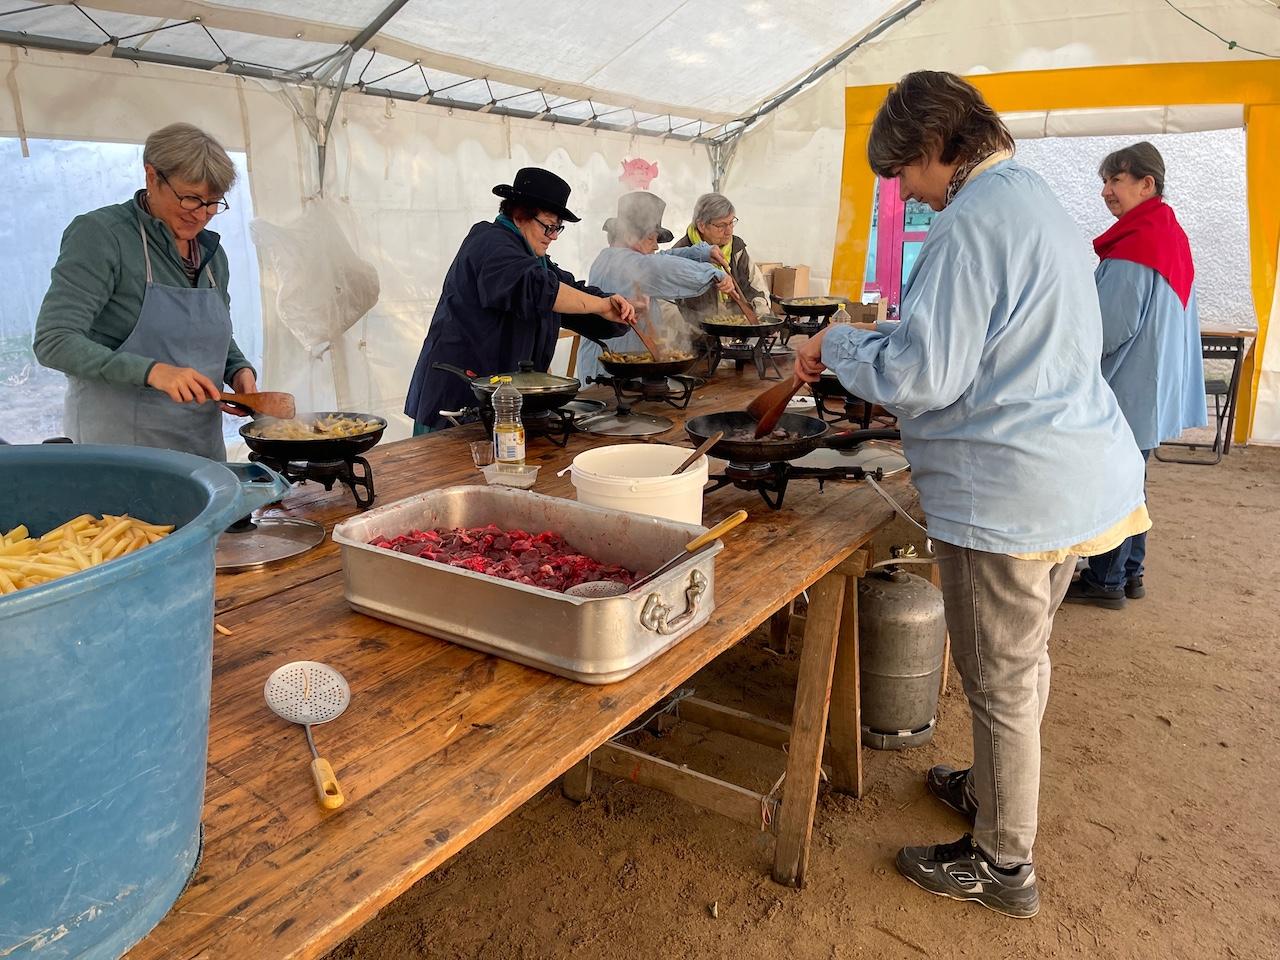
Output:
(1082, 449), (1151, 592)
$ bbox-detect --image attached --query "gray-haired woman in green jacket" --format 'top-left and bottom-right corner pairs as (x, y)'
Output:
(33, 122), (256, 460)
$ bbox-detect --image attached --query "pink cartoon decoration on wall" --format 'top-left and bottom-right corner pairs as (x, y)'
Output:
(619, 158), (659, 190)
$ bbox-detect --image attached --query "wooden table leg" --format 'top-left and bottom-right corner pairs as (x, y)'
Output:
(562, 754), (593, 802)
(769, 601), (793, 654)
(828, 572), (862, 797)
(772, 570), (846, 887)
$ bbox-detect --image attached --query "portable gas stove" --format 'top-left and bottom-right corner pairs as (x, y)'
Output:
(247, 452), (376, 509)
(705, 334), (787, 380)
(596, 373), (700, 410)
(707, 444), (909, 510)
(441, 399), (607, 448)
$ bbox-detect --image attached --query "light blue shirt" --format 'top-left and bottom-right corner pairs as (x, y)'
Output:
(1096, 258), (1206, 451)
(575, 244), (723, 384)
(821, 160), (1146, 554)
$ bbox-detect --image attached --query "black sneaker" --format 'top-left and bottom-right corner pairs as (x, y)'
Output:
(1125, 577), (1145, 599)
(926, 765), (977, 823)
(895, 834), (1040, 918)
(1064, 578), (1127, 610)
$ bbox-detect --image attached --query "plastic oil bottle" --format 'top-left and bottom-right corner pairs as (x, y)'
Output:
(491, 376), (525, 467)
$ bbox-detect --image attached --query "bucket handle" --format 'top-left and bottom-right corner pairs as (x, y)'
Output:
(226, 462), (291, 517)
(639, 569), (707, 635)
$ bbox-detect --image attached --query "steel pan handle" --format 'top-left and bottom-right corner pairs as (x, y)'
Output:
(639, 569), (708, 636)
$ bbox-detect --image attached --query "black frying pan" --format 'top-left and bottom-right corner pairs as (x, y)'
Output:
(240, 411), (387, 462)
(777, 297), (844, 318)
(686, 411), (899, 463)
(584, 335), (703, 379)
(699, 315), (786, 338)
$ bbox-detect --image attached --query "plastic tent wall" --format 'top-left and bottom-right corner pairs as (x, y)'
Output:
(721, 0), (1280, 443)
(1, 0), (1277, 440)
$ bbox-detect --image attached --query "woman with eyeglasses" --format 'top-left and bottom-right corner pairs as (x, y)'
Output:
(670, 192), (771, 320)
(33, 123), (255, 460)
(405, 167), (636, 433)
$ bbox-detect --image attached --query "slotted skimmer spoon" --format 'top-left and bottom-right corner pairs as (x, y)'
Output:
(264, 661), (350, 810)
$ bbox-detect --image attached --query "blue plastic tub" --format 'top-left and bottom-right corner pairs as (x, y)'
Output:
(0, 445), (288, 959)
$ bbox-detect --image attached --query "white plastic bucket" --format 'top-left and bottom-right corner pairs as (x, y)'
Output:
(567, 444), (707, 524)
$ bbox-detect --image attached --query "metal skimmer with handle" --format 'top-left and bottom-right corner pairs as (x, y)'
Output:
(264, 661), (350, 809)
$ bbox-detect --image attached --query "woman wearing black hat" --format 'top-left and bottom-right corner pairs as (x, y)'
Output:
(405, 167), (636, 431)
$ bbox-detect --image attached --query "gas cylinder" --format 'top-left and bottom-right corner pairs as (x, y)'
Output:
(857, 564), (947, 749)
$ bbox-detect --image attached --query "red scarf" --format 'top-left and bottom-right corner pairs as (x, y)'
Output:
(1093, 196), (1194, 308)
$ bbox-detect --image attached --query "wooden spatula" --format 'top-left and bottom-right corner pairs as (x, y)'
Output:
(220, 391), (297, 419)
(746, 374), (803, 438)
(725, 277), (759, 324)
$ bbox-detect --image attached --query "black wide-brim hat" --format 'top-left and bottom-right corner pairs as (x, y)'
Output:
(492, 166), (581, 222)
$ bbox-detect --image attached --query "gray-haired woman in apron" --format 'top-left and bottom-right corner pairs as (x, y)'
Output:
(34, 123), (257, 460)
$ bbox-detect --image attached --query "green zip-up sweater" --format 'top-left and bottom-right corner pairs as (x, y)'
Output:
(33, 192), (253, 388)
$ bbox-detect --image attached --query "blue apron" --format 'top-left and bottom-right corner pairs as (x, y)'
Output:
(64, 220), (232, 460)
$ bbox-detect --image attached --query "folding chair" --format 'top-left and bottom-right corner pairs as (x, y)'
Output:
(1154, 334), (1244, 466)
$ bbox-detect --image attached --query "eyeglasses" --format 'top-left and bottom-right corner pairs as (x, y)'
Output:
(707, 217), (738, 231)
(533, 216), (565, 238)
(158, 171), (230, 214)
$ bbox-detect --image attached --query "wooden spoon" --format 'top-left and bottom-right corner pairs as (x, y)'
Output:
(746, 374), (803, 438)
(672, 431), (723, 475)
(220, 391), (297, 419)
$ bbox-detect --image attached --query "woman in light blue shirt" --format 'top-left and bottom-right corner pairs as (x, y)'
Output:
(794, 70), (1147, 920)
(575, 191), (731, 383)
(1066, 142), (1205, 609)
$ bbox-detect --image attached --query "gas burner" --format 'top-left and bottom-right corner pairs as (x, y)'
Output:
(248, 453), (376, 510)
(476, 404), (578, 447)
(779, 315), (831, 346)
(706, 333), (787, 380)
(593, 373), (700, 410)
(707, 444), (908, 511)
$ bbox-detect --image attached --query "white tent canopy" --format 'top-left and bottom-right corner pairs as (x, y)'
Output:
(0, 0), (1276, 442)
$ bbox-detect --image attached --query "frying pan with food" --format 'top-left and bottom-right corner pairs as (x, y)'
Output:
(240, 411), (387, 462)
(584, 335), (703, 380)
(685, 411), (899, 464)
(699, 314), (786, 338)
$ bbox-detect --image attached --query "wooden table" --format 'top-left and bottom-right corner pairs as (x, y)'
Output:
(126, 369), (918, 960)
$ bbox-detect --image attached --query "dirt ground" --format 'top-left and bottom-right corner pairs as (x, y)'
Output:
(327, 444), (1280, 960)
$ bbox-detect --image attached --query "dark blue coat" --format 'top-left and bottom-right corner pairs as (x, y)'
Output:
(405, 219), (628, 428)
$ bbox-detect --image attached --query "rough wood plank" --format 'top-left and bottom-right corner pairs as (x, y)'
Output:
(768, 602), (791, 653)
(124, 370), (918, 960)
(678, 697), (793, 751)
(590, 742), (771, 832)
(829, 571), (863, 797)
(562, 755), (593, 801)
(772, 570), (846, 887)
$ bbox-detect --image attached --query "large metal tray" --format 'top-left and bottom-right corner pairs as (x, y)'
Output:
(331, 486), (721, 684)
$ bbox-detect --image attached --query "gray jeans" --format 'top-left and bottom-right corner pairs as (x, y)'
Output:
(933, 541), (1075, 867)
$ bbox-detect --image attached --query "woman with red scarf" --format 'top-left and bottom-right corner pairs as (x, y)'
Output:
(1066, 142), (1206, 609)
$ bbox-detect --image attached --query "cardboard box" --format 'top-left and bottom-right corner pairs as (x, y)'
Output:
(756, 261), (783, 288)
(771, 265), (810, 299)
(848, 299), (889, 325)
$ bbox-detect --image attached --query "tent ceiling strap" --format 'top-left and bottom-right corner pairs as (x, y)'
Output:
(5, 47), (28, 157)
(65, 0), (737, 123)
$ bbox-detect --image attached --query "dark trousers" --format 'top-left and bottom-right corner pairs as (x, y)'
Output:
(1082, 448), (1151, 591)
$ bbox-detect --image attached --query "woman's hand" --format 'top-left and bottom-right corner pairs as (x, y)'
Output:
(603, 293), (636, 325)
(714, 272), (735, 294)
(222, 368), (259, 416)
(793, 327), (830, 383)
(147, 362), (220, 404)
(708, 245), (729, 270)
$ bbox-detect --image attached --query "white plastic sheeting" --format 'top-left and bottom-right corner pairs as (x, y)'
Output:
(0, 0), (910, 125)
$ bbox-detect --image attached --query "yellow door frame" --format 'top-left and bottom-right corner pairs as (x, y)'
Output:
(831, 61), (1280, 443)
